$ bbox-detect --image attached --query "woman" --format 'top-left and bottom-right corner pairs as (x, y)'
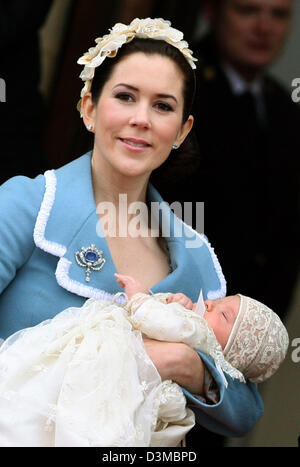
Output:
(0, 18), (263, 442)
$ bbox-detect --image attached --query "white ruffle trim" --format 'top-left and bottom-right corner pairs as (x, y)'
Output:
(33, 170), (126, 303)
(56, 258), (125, 304)
(33, 170), (66, 258)
(33, 170), (226, 303)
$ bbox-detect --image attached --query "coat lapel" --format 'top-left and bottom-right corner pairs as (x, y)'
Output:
(34, 152), (226, 302)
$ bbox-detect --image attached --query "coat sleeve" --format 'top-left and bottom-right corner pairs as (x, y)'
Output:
(182, 353), (264, 437)
(0, 175), (45, 294)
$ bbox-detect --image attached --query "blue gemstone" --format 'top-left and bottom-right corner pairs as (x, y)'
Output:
(84, 250), (98, 263)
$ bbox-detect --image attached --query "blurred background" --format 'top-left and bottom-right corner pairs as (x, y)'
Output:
(1, 0), (299, 447)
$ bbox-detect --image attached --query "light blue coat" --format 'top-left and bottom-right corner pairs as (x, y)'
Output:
(0, 152), (263, 437)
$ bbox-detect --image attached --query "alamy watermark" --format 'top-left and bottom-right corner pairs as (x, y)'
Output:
(291, 78), (300, 103)
(95, 195), (204, 248)
(291, 337), (300, 363)
(0, 78), (6, 102)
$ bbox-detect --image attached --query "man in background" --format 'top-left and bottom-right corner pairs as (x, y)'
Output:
(177, 0), (299, 448)
(163, 0), (300, 326)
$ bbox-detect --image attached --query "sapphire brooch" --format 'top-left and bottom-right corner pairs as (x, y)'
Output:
(75, 244), (106, 282)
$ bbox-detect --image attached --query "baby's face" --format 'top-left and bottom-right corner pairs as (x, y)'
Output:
(203, 295), (240, 349)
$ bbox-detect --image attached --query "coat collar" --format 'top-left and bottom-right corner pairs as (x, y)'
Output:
(34, 152), (226, 302)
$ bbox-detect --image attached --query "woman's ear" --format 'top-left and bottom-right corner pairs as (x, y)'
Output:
(175, 115), (194, 147)
(81, 92), (96, 130)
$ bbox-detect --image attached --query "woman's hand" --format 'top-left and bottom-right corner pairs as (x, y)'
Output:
(143, 337), (205, 394)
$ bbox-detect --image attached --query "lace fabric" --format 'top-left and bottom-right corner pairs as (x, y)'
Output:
(3, 293), (275, 446)
(224, 295), (289, 383)
(127, 293), (245, 386)
(0, 298), (193, 447)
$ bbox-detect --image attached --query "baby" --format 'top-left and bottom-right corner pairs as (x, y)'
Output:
(115, 273), (289, 385)
(0, 274), (289, 447)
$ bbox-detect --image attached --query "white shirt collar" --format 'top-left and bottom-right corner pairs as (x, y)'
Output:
(221, 61), (263, 98)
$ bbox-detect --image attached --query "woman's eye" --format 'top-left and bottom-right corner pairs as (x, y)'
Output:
(155, 102), (173, 112)
(115, 92), (134, 102)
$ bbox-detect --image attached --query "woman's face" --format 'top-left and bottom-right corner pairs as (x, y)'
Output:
(83, 52), (193, 181)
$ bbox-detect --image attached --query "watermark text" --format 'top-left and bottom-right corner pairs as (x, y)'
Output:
(95, 195), (205, 249)
(291, 337), (300, 363)
(291, 78), (300, 103)
(0, 78), (6, 102)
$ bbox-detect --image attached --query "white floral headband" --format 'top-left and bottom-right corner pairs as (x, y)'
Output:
(77, 17), (197, 115)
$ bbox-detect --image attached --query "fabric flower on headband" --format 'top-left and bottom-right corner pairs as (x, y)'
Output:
(77, 17), (197, 114)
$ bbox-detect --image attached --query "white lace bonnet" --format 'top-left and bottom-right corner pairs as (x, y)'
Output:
(223, 295), (289, 383)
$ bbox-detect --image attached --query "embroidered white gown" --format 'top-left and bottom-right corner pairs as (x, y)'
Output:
(0, 293), (243, 447)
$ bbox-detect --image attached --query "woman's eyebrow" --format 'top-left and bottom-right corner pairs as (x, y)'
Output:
(113, 83), (178, 103)
(113, 83), (139, 91)
(156, 93), (178, 103)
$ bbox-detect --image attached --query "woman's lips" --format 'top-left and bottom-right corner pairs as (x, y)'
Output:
(119, 137), (151, 151)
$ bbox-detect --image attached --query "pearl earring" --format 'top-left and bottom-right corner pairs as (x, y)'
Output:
(86, 124), (93, 131)
(172, 143), (179, 149)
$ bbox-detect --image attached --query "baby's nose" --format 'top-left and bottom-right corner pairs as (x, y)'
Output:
(204, 300), (213, 312)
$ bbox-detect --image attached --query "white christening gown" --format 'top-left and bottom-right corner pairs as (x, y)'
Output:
(0, 292), (243, 447)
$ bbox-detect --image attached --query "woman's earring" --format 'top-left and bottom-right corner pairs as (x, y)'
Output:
(172, 143), (179, 149)
(86, 124), (93, 131)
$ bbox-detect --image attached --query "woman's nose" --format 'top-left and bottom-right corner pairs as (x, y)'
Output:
(129, 104), (151, 129)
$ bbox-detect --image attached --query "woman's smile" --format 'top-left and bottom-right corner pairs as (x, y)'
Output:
(118, 137), (152, 152)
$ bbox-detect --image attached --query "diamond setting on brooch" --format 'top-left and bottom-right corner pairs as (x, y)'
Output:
(75, 244), (106, 282)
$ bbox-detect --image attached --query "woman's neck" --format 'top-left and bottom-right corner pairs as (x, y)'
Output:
(91, 154), (150, 211)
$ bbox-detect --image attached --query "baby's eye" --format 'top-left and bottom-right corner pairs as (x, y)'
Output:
(115, 92), (134, 102)
(155, 101), (173, 112)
